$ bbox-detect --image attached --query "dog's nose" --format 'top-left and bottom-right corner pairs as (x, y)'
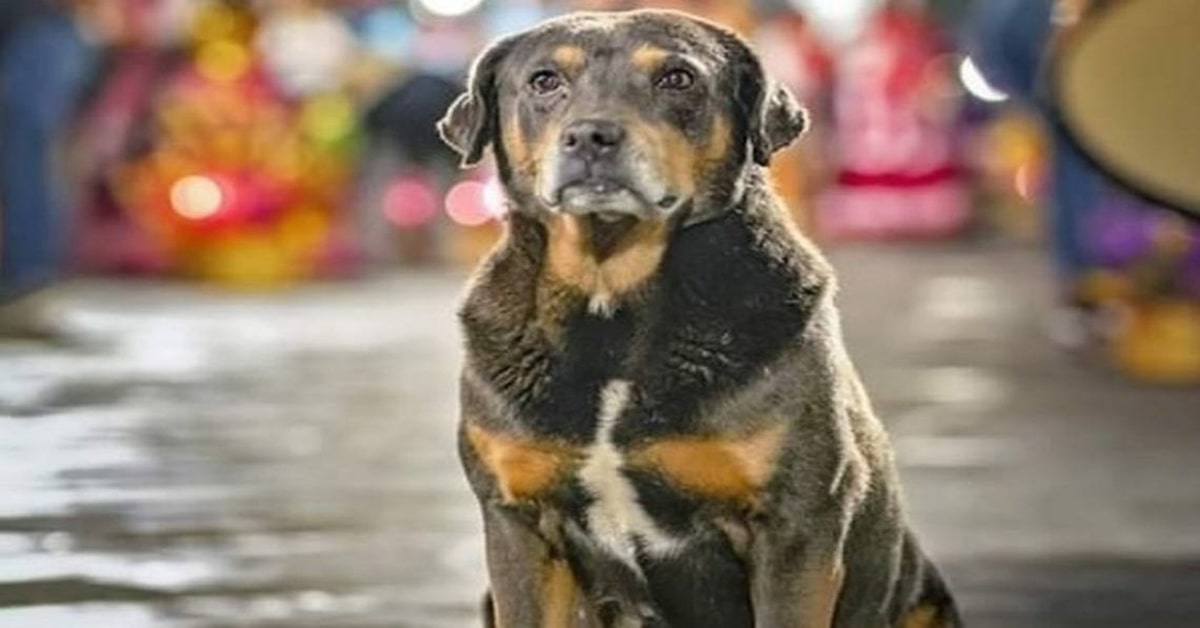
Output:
(560, 119), (626, 158)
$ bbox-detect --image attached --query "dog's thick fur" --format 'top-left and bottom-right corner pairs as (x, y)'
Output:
(440, 10), (961, 628)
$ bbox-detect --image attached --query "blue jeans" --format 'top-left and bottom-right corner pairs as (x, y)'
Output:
(0, 12), (94, 302)
(1047, 122), (1103, 287)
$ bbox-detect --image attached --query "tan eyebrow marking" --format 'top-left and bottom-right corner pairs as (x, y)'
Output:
(551, 45), (586, 74)
(631, 44), (670, 72)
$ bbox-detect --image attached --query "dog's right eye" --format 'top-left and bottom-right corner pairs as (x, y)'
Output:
(528, 70), (564, 95)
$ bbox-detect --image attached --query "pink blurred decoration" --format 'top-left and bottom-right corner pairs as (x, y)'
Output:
(821, 6), (968, 241)
(445, 180), (495, 227)
(384, 175), (439, 228)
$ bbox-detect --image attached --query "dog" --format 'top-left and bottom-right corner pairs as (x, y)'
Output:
(438, 10), (962, 628)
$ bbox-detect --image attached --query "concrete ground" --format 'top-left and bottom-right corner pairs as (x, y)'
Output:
(2, 240), (1199, 627)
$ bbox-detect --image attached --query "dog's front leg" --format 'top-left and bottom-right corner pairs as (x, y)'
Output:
(481, 502), (579, 628)
(747, 513), (849, 628)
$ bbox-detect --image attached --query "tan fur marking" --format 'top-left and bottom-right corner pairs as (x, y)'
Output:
(631, 424), (788, 503)
(901, 605), (941, 628)
(466, 423), (574, 503)
(631, 45), (669, 72)
(539, 560), (577, 628)
(799, 560), (844, 628)
(506, 114), (563, 181)
(626, 119), (698, 202)
(552, 46), (587, 75)
(626, 114), (728, 204)
(703, 115), (732, 166)
(544, 215), (669, 307)
(503, 113), (531, 174)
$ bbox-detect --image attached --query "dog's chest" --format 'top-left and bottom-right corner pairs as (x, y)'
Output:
(529, 377), (785, 566)
(575, 379), (681, 560)
(463, 244), (804, 558)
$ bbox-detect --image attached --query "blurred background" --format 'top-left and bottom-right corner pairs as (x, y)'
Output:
(1, 0), (1198, 626)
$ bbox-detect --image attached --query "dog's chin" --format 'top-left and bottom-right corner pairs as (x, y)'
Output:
(560, 185), (648, 218)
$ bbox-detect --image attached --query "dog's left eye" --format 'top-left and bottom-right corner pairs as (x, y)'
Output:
(656, 68), (695, 90)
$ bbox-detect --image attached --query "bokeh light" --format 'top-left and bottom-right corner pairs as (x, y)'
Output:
(413, 0), (485, 19)
(482, 177), (507, 218)
(361, 5), (417, 62)
(959, 56), (1009, 103)
(170, 175), (226, 221)
(385, 175), (439, 228)
(300, 94), (357, 147)
(196, 40), (252, 83)
(1014, 164), (1035, 201)
(445, 180), (493, 227)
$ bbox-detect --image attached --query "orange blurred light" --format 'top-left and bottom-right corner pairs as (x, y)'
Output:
(1014, 164), (1034, 201)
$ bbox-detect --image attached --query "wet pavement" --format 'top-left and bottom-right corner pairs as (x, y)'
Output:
(2, 241), (1199, 627)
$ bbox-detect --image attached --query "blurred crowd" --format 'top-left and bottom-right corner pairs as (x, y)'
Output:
(0, 0), (1197, 381)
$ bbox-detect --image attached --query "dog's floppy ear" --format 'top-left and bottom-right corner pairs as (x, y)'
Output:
(725, 34), (808, 166)
(753, 82), (807, 165)
(437, 36), (516, 168)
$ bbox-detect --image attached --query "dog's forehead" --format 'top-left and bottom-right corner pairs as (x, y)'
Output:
(507, 11), (727, 70)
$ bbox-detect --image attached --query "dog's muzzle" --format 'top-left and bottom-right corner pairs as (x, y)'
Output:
(543, 119), (680, 221)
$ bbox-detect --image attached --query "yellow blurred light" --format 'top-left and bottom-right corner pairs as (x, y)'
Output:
(196, 40), (252, 82)
(300, 95), (356, 145)
(170, 175), (224, 220)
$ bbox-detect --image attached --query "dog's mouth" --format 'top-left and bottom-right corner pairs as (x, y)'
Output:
(553, 178), (680, 221)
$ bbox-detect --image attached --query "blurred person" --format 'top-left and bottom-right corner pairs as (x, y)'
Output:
(0, 0), (114, 339)
(966, 0), (1105, 348)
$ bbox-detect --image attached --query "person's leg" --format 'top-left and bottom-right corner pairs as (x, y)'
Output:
(1047, 123), (1103, 296)
(1045, 122), (1105, 348)
(0, 12), (94, 303)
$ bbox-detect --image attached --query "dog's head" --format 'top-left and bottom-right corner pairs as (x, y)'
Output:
(438, 10), (807, 226)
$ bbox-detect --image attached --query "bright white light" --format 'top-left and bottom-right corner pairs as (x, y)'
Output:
(170, 175), (224, 220)
(790, 0), (879, 42)
(414, 0), (483, 18)
(482, 177), (507, 217)
(959, 56), (1009, 103)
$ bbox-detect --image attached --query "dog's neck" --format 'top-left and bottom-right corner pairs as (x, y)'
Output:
(539, 213), (670, 317)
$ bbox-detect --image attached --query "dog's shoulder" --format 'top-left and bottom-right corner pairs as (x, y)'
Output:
(663, 181), (835, 320)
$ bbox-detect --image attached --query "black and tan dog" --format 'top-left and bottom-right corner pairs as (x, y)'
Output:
(438, 10), (961, 628)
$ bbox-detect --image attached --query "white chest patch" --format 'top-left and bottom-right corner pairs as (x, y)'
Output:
(577, 380), (681, 564)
